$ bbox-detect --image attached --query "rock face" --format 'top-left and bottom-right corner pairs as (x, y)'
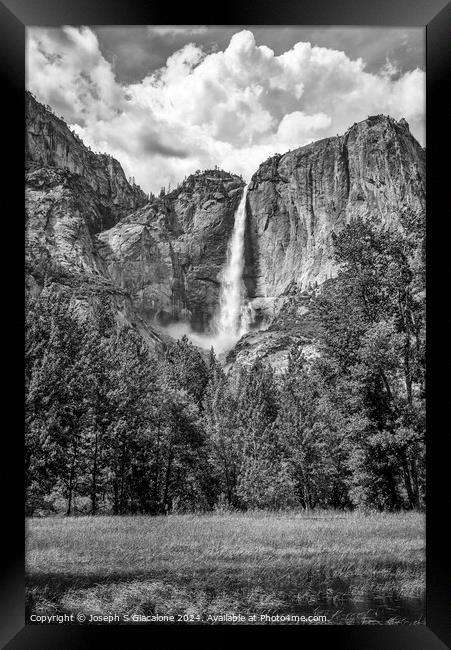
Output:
(26, 166), (108, 277)
(25, 92), (244, 344)
(97, 171), (244, 332)
(232, 115), (425, 369)
(245, 115), (425, 304)
(26, 92), (161, 349)
(26, 92), (148, 231)
(25, 94), (425, 367)
(25, 162), (165, 350)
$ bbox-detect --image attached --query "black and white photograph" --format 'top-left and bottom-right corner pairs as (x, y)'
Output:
(24, 23), (427, 627)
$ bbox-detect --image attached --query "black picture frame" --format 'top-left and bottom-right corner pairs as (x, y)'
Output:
(1, 0), (450, 647)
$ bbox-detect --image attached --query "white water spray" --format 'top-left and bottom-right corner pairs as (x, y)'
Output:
(214, 185), (252, 350)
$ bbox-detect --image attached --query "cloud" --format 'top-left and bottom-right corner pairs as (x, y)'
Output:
(148, 26), (209, 38)
(139, 131), (189, 159)
(26, 27), (425, 195)
(277, 111), (332, 145)
(93, 26), (424, 83)
(27, 26), (123, 125)
(380, 57), (401, 79)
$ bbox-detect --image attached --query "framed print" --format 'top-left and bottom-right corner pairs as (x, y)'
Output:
(1, 0), (450, 647)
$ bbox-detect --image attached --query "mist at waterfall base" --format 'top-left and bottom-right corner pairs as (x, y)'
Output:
(164, 187), (254, 355)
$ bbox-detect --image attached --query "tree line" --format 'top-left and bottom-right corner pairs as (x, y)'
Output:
(25, 213), (425, 515)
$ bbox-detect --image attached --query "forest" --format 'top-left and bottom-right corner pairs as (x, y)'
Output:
(25, 214), (425, 516)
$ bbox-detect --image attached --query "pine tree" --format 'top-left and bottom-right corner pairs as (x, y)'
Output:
(202, 353), (239, 507)
(164, 335), (209, 409)
(276, 349), (349, 509)
(80, 295), (118, 514)
(233, 361), (288, 509)
(25, 286), (88, 515)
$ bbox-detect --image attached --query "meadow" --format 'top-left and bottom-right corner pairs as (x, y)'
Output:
(26, 510), (425, 625)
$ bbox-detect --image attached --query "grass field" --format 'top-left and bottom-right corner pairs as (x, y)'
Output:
(26, 510), (425, 625)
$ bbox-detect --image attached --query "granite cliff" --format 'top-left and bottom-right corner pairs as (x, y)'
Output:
(244, 115), (425, 316)
(25, 93), (425, 367)
(97, 170), (244, 333)
(26, 92), (148, 231)
(25, 93), (244, 348)
(230, 114), (425, 369)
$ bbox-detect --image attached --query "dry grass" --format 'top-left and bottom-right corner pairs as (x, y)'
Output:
(26, 510), (425, 625)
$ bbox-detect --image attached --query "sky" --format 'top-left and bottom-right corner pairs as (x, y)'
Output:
(26, 26), (425, 195)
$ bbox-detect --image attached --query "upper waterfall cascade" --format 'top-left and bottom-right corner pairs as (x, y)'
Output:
(214, 185), (252, 348)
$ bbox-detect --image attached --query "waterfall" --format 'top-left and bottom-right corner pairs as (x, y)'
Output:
(215, 185), (251, 350)
(163, 186), (252, 354)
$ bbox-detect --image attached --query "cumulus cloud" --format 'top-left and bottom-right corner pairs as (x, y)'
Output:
(26, 27), (425, 194)
(277, 111), (332, 145)
(27, 26), (123, 125)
